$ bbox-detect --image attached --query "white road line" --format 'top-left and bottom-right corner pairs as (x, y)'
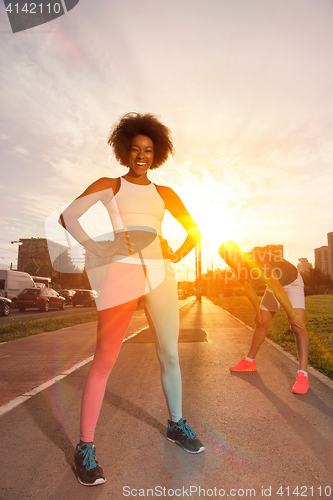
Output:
(0, 298), (196, 417)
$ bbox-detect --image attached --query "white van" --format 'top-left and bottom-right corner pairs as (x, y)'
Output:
(0, 270), (36, 307)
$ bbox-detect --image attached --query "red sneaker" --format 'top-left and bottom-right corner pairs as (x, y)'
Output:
(229, 357), (257, 372)
(292, 372), (309, 394)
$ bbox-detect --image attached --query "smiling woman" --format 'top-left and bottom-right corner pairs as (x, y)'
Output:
(108, 112), (174, 169)
(57, 112), (205, 487)
(127, 135), (154, 179)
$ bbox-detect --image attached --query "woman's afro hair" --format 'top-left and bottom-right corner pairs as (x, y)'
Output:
(107, 112), (174, 169)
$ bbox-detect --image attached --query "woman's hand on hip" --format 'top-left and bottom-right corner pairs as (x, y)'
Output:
(159, 238), (178, 263)
(98, 233), (132, 259)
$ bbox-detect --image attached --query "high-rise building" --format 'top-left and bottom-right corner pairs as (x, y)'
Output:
(17, 237), (75, 274)
(17, 238), (52, 271)
(314, 246), (329, 274)
(314, 231), (333, 278)
(328, 231), (333, 278)
(297, 258), (313, 274)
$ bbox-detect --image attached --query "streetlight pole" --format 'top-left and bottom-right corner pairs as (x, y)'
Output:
(10, 240), (22, 270)
(195, 240), (202, 302)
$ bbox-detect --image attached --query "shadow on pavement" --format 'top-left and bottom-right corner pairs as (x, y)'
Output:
(230, 371), (332, 473)
(103, 390), (166, 436)
(27, 390), (75, 467)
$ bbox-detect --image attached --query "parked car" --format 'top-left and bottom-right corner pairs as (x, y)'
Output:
(72, 290), (97, 308)
(17, 288), (66, 312)
(59, 289), (76, 305)
(0, 297), (12, 316)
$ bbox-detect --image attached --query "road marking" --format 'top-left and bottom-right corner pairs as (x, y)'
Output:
(0, 298), (195, 417)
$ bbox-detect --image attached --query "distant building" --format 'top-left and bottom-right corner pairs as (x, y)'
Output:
(328, 231), (333, 278)
(251, 244), (284, 259)
(314, 246), (329, 274)
(17, 238), (52, 271)
(314, 231), (333, 278)
(17, 237), (75, 274)
(297, 258), (313, 274)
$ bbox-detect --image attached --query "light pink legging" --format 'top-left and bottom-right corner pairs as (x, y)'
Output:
(80, 262), (182, 442)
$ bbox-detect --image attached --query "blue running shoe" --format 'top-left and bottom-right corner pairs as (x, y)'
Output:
(73, 443), (106, 486)
(166, 418), (205, 454)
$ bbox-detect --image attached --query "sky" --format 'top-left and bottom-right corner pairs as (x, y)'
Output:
(1, 0), (333, 281)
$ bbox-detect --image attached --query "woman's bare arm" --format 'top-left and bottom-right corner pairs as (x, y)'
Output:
(155, 185), (201, 263)
(59, 177), (128, 258)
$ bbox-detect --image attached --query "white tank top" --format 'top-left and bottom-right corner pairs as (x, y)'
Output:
(106, 177), (165, 234)
(105, 177), (166, 265)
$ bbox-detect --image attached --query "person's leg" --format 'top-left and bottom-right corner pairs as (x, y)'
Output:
(281, 274), (309, 393)
(289, 306), (309, 394)
(229, 310), (275, 371)
(288, 307), (309, 371)
(143, 263), (182, 423)
(80, 262), (147, 443)
(79, 299), (138, 443)
(230, 285), (279, 372)
(74, 299), (139, 486)
(247, 310), (275, 359)
(283, 275), (308, 372)
(74, 262), (149, 486)
(143, 262), (204, 453)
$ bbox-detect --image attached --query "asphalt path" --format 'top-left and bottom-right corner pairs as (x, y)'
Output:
(1, 297), (332, 500)
(0, 304), (97, 325)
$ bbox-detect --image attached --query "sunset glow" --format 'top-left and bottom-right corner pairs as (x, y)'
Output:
(1, 0), (333, 273)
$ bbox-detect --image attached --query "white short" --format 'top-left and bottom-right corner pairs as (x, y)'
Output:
(260, 273), (305, 313)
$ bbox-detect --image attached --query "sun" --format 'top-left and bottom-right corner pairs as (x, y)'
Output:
(173, 180), (238, 271)
(181, 183), (236, 250)
(160, 177), (244, 274)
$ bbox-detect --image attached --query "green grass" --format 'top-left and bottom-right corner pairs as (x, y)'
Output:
(0, 311), (98, 343)
(210, 294), (333, 380)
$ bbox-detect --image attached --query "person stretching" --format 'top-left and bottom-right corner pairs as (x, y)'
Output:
(218, 240), (310, 395)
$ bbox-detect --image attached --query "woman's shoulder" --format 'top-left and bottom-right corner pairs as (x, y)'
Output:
(154, 184), (188, 214)
(77, 177), (121, 206)
(154, 184), (178, 199)
(83, 177), (119, 195)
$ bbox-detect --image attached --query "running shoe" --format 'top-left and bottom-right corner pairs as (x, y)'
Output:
(73, 443), (106, 486)
(229, 357), (257, 372)
(292, 372), (309, 394)
(166, 418), (205, 454)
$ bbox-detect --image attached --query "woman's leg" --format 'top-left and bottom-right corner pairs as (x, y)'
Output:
(143, 263), (205, 453)
(80, 261), (148, 443)
(230, 287), (277, 372)
(143, 263), (182, 423)
(283, 276), (308, 372)
(247, 286), (279, 359)
(80, 299), (139, 443)
(247, 310), (275, 359)
(288, 307), (309, 371)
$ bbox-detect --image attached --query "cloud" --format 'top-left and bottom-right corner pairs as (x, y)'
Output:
(1, 0), (333, 268)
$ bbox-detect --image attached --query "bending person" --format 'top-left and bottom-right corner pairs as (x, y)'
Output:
(60, 113), (204, 487)
(218, 241), (309, 395)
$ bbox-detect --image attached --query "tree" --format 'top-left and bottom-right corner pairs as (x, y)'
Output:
(301, 268), (333, 295)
